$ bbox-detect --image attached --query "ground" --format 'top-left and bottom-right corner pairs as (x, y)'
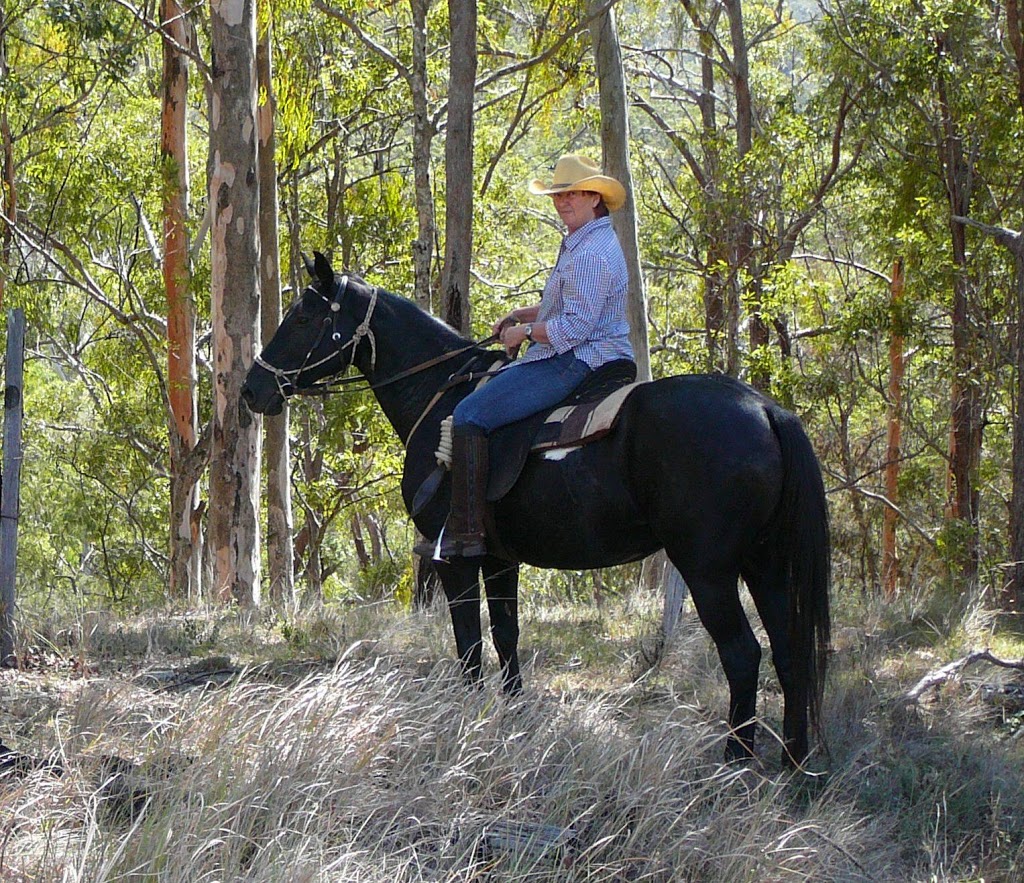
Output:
(0, 595), (1020, 881)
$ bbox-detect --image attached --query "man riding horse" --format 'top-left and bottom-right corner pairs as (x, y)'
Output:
(439, 155), (634, 560)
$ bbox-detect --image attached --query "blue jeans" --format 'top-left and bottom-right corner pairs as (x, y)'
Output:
(453, 351), (592, 434)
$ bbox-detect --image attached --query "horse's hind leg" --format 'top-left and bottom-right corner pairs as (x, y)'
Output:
(482, 557), (522, 694)
(683, 568), (762, 761)
(435, 559), (484, 683)
(744, 562), (808, 765)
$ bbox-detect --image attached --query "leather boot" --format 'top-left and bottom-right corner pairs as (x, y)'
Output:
(438, 425), (489, 559)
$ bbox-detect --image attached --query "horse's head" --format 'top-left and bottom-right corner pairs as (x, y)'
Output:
(241, 251), (372, 415)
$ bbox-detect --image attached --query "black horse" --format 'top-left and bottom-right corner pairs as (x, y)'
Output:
(241, 252), (831, 765)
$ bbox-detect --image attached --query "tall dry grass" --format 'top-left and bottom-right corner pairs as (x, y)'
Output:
(0, 586), (1020, 882)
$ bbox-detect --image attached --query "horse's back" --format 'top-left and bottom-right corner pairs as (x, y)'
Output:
(626, 373), (773, 425)
(618, 374), (787, 565)
(622, 374), (782, 472)
(497, 373), (789, 569)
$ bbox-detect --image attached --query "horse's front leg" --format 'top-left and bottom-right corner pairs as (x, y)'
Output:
(435, 559), (484, 683)
(482, 557), (521, 694)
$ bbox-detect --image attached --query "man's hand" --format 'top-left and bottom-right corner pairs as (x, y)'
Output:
(499, 323), (528, 358)
(493, 314), (517, 337)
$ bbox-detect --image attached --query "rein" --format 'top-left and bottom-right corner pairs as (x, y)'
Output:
(299, 335), (500, 397)
(254, 273), (501, 400)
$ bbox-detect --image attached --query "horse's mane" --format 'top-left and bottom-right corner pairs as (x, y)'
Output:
(350, 273), (489, 353)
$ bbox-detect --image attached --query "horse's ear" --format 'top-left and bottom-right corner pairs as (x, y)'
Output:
(302, 252), (316, 278)
(312, 251), (334, 285)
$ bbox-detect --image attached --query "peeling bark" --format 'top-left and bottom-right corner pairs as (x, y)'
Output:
(208, 0), (262, 607)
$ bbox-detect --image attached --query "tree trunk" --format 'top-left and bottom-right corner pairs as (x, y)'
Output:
(1006, 0), (1024, 610)
(836, 403), (879, 592)
(0, 308), (24, 668)
(660, 2), (738, 376)
(883, 258), (905, 599)
(286, 175), (303, 301)
(953, 216), (1024, 608)
(590, 2), (690, 633)
(408, 0), (440, 605)
(208, 0), (262, 608)
(1008, 0), (1024, 112)
(694, 5), (736, 375)
(410, 0), (436, 313)
(257, 15), (294, 611)
(937, 44), (981, 589)
(296, 410), (325, 605)
(723, 0), (764, 387)
(589, 1), (651, 382)
(350, 513), (369, 569)
(366, 511), (383, 560)
(297, 512), (324, 605)
(0, 0), (14, 311)
(441, 0), (476, 333)
(1009, 240), (1024, 610)
(161, 0), (203, 603)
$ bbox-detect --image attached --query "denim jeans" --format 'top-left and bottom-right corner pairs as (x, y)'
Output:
(453, 351), (593, 434)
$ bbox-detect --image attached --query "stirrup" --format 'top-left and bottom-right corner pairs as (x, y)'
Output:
(436, 525), (487, 561)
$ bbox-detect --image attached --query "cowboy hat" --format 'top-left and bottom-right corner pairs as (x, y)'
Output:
(529, 154), (626, 212)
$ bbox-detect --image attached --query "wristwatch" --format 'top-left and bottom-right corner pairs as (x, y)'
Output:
(523, 323), (534, 342)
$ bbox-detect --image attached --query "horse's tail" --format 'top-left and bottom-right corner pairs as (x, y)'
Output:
(766, 405), (831, 747)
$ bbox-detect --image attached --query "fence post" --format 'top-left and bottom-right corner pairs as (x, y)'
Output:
(1, 308), (25, 668)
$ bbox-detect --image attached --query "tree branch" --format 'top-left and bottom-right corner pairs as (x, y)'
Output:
(631, 93), (707, 190)
(109, 0), (210, 79)
(313, 1), (411, 84)
(952, 215), (1024, 254)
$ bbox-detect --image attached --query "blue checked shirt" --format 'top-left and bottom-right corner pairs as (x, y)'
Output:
(519, 216), (634, 369)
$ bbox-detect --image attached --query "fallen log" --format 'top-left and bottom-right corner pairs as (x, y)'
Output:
(477, 818), (579, 868)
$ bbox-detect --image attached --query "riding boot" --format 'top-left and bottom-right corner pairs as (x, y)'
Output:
(438, 424), (489, 559)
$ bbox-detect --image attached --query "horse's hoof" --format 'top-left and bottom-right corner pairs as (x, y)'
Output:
(723, 737), (755, 763)
(780, 743), (809, 770)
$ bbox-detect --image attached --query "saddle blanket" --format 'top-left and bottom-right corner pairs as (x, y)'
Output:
(486, 359), (640, 501)
(529, 382), (642, 452)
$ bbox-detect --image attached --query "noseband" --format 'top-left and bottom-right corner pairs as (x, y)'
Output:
(254, 275), (379, 397)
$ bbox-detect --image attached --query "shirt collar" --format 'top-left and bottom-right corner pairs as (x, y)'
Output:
(563, 215), (612, 252)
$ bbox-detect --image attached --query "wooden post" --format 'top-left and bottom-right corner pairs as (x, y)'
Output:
(1, 308), (24, 667)
(882, 259), (905, 599)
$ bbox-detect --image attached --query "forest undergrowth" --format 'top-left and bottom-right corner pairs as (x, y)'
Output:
(0, 582), (1021, 882)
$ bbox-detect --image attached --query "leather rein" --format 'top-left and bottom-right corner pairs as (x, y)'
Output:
(253, 274), (500, 401)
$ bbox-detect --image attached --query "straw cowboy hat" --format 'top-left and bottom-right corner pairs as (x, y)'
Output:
(529, 155), (627, 212)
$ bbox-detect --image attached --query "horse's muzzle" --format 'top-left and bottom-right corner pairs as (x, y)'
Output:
(240, 369), (285, 416)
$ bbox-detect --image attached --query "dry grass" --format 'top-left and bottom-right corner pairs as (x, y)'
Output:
(0, 585), (1021, 882)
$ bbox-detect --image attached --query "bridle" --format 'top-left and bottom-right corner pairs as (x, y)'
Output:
(253, 274), (500, 401)
(253, 274), (378, 400)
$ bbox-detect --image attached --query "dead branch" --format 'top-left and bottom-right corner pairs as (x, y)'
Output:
(903, 650), (1024, 704)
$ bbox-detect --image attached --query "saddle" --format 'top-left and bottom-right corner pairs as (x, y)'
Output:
(410, 359), (640, 520)
(486, 359), (639, 502)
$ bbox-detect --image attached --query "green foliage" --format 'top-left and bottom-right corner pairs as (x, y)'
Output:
(2, 0), (1024, 616)
(44, 0), (139, 82)
(5, 1), (1024, 870)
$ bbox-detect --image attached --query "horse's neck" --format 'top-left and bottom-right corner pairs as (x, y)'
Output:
(354, 292), (472, 444)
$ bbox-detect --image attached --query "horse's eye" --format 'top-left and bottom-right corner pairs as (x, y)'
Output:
(290, 293), (322, 325)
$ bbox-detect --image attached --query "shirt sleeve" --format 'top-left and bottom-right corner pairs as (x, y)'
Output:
(544, 250), (612, 355)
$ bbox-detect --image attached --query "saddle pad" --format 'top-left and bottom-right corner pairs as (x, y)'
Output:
(486, 359), (640, 502)
(530, 382), (641, 451)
